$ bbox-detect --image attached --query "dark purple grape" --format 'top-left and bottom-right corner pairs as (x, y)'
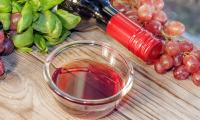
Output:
(0, 58), (5, 76)
(2, 38), (14, 56)
(7, 31), (16, 37)
(0, 30), (5, 44)
(0, 43), (4, 54)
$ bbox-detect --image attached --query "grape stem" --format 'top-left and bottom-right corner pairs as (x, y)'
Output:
(183, 52), (190, 56)
(161, 30), (179, 41)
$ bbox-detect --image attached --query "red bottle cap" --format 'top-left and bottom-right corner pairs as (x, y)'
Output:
(106, 13), (163, 61)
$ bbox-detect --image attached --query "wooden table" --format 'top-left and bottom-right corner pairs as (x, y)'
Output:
(1, 26), (200, 120)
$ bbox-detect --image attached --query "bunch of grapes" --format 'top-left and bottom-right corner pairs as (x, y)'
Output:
(113, 0), (184, 38)
(0, 22), (15, 78)
(112, 0), (200, 86)
(155, 40), (200, 86)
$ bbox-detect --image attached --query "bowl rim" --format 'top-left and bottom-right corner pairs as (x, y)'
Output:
(43, 40), (134, 105)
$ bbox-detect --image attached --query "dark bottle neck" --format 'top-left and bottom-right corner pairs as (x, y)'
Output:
(95, 4), (118, 24)
(98, 0), (118, 16)
(59, 0), (118, 23)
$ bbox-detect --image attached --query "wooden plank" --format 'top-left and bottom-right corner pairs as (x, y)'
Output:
(2, 26), (200, 120)
(1, 52), (129, 120)
(1, 53), (80, 120)
(30, 27), (200, 120)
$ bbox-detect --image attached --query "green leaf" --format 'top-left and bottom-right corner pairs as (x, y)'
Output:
(46, 14), (62, 38)
(30, 0), (41, 11)
(12, 27), (34, 48)
(12, 1), (22, 13)
(56, 9), (81, 30)
(16, 0), (27, 4)
(46, 30), (71, 46)
(0, 13), (10, 30)
(40, 0), (64, 11)
(34, 33), (48, 52)
(32, 10), (56, 34)
(17, 2), (33, 33)
(39, 47), (48, 53)
(33, 12), (39, 22)
(17, 47), (33, 53)
(0, 0), (11, 13)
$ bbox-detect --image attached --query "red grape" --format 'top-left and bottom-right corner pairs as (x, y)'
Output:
(173, 54), (183, 67)
(165, 41), (181, 57)
(2, 38), (14, 55)
(0, 58), (5, 76)
(153, 0), (164, 10)
(145, 20), (162, 35)
(152, 10), (168, 24)
(191, 49), (200, 61)
(192, 71), (200, 86)
(10, 13), (21, 31)
(160, 54), (174, 70)
(0, 44), (4, 54)
(179, 40), (193, 52)
(160, 40), (166, 53)
(138, 4), (153, 21)
(183, 55), (200, 73)
(173, 65), (190, 80)
(154, 60), (166, 74)
(140, 0), (154, 6)
(164, 21), (185, 37)
(0, 30), (5, 44)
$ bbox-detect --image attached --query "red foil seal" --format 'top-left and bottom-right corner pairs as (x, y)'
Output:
(106, 13), (163, 61)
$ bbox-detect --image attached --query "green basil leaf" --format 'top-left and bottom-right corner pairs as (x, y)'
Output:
(12, 27), (34, 48)
(30, 0), (41, 11)
(0, 0), (11, 13)
(16, 0), (27, 4)
(32, 10), (56, 34)
(46, 30), (71, 46)
(56, 9), (81, 30)
(12, 1), (22, 13)
(34, 33), (47, 52)
(33, 12), (39, 22)
(40, 0), (64, 11)
(17, 47), (33, 53)
(0, 13), (10, 30)
(46, 14), (62, 38)
(17, 2), (33, 33)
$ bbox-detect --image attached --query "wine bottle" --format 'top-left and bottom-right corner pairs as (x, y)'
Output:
(59, 0), (163, 61)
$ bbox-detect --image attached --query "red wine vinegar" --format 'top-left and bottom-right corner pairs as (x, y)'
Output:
(52, 60), (123, 100)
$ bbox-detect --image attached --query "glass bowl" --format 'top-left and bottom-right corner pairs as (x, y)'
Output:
(43, 40), (134, 119)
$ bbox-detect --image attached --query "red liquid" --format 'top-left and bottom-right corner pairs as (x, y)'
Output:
(52, 60), (123, 100)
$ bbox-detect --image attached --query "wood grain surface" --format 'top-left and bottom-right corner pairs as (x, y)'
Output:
(1, 27), (200, 120)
